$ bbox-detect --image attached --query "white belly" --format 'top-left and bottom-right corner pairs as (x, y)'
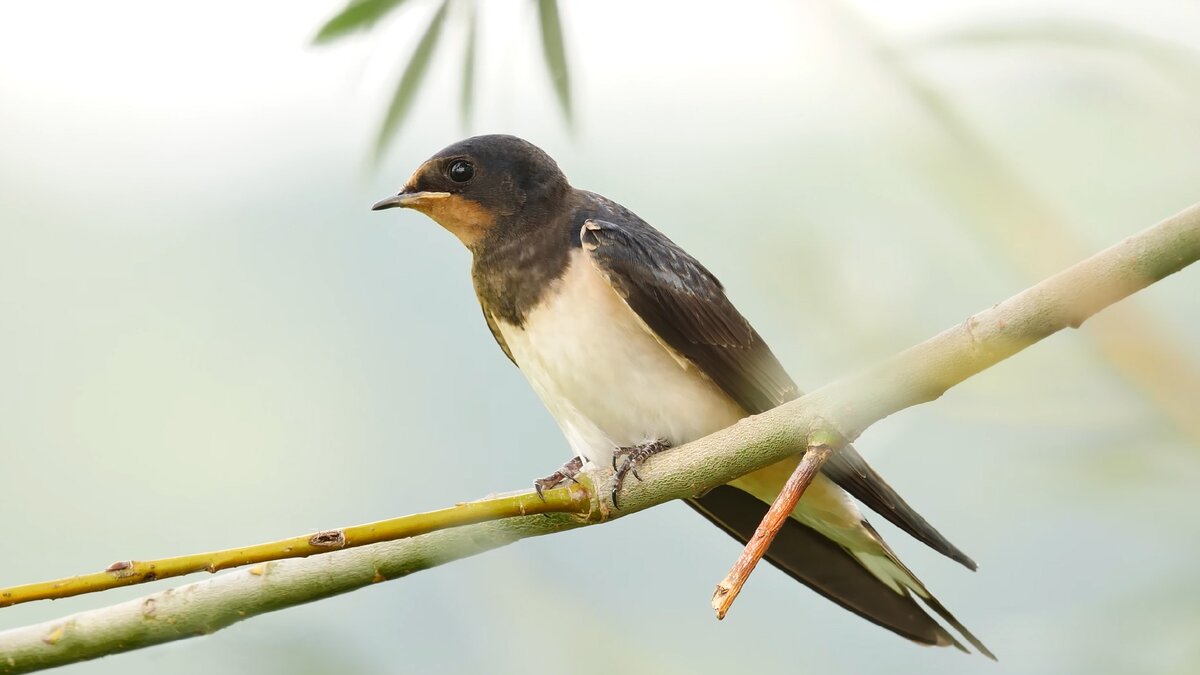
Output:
(492, 250), (876, 554)
(494, 250), (745, 467)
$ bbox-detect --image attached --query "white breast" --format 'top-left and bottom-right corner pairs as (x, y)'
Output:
(494, 250), (745, 467)
(493, 249), (876, 554)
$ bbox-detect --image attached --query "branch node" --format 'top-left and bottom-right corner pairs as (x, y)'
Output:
(309, 530), (347, 549)
(104, 561), (135, 578)
(41, 625), (65, 646)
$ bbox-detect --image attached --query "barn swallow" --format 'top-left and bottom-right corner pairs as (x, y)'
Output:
(373, 135), (992, 657)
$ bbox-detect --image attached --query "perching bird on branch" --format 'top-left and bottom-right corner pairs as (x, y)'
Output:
(373, 134), (992, 657)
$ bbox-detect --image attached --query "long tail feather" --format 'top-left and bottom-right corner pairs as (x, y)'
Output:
(689, 486), (989, 653)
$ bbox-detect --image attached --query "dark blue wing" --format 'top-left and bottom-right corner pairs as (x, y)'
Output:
(579, 217), (798, 412)
(580, 215), (976, 570)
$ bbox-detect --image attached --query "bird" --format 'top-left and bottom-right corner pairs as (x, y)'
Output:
(372, 134), (992, 657)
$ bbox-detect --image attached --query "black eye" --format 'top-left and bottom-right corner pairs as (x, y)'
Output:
(447, 159), (474, 183)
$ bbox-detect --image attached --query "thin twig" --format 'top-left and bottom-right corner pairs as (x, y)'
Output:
(711, 441), (835, 619)
(0, 485), (591, 608)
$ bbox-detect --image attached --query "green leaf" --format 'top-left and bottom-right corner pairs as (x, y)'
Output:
(536, 0), (572, 123)
(313, 0), (411, 45)
(460, 1), (477, 127)
(375, 0), (451, 160)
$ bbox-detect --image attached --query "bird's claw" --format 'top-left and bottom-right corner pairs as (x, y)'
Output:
(610, 439), (670, 508)
(534, 456), (584, 500)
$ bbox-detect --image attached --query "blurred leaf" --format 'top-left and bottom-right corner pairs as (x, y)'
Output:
(916, 18), (1200, 86)
(313, 0), (575, 159)
(313, 0), (412, 45)
(536, 0), (573, 123)
(460, 1), (477, 126)
(375, 0), (451, 161)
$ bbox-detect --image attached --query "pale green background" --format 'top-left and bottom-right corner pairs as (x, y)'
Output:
(2, 1), (1199, 673)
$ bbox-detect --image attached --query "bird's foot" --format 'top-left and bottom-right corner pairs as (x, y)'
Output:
(611, 439), (671, 507)
(534, 456), (584, 500)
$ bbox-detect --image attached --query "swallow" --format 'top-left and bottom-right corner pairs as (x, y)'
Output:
(373, 134), (992, 657)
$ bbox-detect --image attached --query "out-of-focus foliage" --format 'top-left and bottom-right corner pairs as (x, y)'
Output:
(459, 1), (476, 124)
(313, 0), (573, 157)
(315, 2), (1200, 166)
(373, 0), (449, 162)
(535, 0), (572, 124)
(312, 0), (413, 44)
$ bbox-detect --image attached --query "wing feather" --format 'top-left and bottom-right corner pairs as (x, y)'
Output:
(580, 215), (975, 570)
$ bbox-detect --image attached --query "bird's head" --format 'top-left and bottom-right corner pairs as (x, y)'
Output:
(372, 134), (570, 248)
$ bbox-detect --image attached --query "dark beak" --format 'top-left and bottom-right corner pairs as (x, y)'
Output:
(371, 190), (452, 211)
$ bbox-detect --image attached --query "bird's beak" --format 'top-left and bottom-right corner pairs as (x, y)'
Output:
(371, 190), (452, 211)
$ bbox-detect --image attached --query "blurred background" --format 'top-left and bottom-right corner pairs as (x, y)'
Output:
(2, 0), (1199, 673)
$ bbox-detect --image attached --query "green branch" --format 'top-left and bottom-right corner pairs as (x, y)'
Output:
(0, 487), (590, 608)
(1, 201), (1197, 673)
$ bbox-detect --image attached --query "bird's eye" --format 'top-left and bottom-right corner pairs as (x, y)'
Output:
(447, 159), (475, 183)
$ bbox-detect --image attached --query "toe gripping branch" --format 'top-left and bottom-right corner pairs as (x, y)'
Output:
(534, 456), (584, 500)
(611, 439), (671, 508)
